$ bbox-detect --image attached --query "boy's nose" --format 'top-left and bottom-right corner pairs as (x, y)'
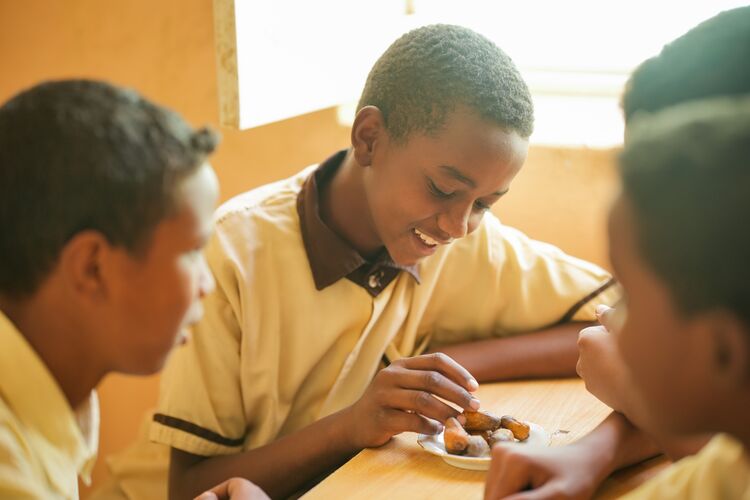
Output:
(437, 204), (471, 240)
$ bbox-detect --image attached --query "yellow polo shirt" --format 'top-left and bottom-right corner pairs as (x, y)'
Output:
(622, 434), (750, 499)
(98, 151), (618, 499)
(0, 310), (98, 499)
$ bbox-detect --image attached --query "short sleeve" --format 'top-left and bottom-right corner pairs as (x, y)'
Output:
(427, 215), (620, 345)
(149, 230), (248, 457)
(488, 219), (619, 330)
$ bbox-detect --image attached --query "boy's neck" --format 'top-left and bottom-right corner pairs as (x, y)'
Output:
(319, 149), (383, 259)
(0, 293), (105, 410)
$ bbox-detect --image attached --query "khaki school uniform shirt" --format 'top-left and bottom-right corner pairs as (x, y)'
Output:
(0, 310), (98, 499)
(151, 149), (617, 453)
(100, 150), (618, 499)
(622, 434), (749, 500)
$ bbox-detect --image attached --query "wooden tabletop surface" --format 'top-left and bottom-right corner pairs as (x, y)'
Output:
(303, 378), (669, 499)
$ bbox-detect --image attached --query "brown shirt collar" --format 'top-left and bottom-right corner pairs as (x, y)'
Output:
(296, 150), (420, 297)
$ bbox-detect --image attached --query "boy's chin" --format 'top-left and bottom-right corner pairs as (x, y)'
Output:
(387, 245), (421, 267)
(118, 346), (176, 376)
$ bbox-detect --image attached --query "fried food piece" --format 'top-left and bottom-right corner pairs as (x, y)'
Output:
(444, 417), (470, 455)
(500, 415), (530, 441)
(487, 428), (515, 446)
(462, 410), (502, 432)
(465, 434), (491, 457)
(469, 429), (493, 446)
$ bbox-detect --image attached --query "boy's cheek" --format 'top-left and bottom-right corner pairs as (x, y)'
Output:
(616, 326), (642, 373)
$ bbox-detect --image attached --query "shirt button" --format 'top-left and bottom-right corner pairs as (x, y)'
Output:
(368, 274), (380, 288)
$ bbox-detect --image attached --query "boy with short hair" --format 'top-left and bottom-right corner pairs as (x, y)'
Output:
(616, 96), (750, 499)
(489, 96), (750, 500)
(0, 80), (264, 498)
(484, 7), (750, 499)
(101, 24), (618, 500)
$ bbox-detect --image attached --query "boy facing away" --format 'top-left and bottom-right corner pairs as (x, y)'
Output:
(485, 7), (750, 499)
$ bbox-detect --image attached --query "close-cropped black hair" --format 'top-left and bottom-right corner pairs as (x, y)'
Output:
(0, 79), (219, 297)
(622, 6), (750, 122)
(357, 24), (534, 142)
(620, 97), (750, 328)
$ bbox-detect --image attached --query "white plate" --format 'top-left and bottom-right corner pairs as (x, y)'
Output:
(417, 422), (550, 471)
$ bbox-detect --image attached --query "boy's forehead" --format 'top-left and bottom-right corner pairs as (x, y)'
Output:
(174, 164), (219, 211)
(160, 164), (218, 238)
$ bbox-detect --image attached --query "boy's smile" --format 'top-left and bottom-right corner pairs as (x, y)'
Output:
(333, 106), (528, 267)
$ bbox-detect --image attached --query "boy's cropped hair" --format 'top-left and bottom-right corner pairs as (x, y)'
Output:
(0, 79), (219, 297)
(620, 96), (750, 327)
(357, 23), (534, 142)
(622, 6), (750, 123)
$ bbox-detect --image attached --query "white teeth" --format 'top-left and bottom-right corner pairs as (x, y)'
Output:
(414, 228), (438, 246)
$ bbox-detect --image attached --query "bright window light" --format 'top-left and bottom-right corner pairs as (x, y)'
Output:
(217, 0), (748, 147)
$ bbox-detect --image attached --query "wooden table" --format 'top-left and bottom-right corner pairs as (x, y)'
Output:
(303, 379), (669, 499)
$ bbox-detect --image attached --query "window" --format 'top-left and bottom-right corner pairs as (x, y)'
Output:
(215, 0), (747, 146)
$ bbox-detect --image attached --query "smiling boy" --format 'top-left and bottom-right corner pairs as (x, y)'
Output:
(100, 25), (618, 500)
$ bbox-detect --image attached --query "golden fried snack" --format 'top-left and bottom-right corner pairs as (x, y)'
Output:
(500, 415), (530, 441)
(462, 410), (502, 432)
(469, 429), (493, 445)
(444, 417), (470, 454)
(465, 434), (491, 457)
(487, 428), (515, 446)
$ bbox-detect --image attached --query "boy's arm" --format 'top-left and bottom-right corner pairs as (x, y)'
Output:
(484, 411), (660, 500)
(170, 409), (357, 500)
(431, 321), (590, 382)
(168, 353), (480, 499)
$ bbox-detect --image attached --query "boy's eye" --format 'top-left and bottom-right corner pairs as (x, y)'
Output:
(427, 178), (454, 199)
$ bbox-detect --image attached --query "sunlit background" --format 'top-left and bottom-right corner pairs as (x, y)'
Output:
(230, 0), (748, 147)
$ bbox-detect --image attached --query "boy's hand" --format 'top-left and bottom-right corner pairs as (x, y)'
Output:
(194, 478), (269, 500)
(484, 443), (601, 500)
(345, 353), (480, 449)
(576, 305), (632, 414)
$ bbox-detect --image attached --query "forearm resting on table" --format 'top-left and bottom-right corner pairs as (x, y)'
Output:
(169, 409), (358, 500)
(431, 322), (590, 382)
(573, 412), (661, 485)
(571, 412), (712, 486)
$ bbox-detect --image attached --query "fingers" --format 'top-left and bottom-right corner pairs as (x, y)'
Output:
(399, 352), (479, 392)
(386, 388), (466, 423)
(364, 353), (481, 440)
(576, 325), (607, 378)
(502, 486), (566, 500)
(484, 446), (530, 499)
(194, 479), (229, 500)
(385, 408), (444, 435)
(595, 304), (617, 331)
(388, 365), (481, 412)
(194, 478), (269, 500)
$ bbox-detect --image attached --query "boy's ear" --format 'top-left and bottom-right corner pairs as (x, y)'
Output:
(58, 230), (112, 301)
(706, 310), (750, 385)
(351, 105), (385, 167)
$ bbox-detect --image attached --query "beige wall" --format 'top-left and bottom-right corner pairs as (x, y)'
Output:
(0, 0), (618, 494)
